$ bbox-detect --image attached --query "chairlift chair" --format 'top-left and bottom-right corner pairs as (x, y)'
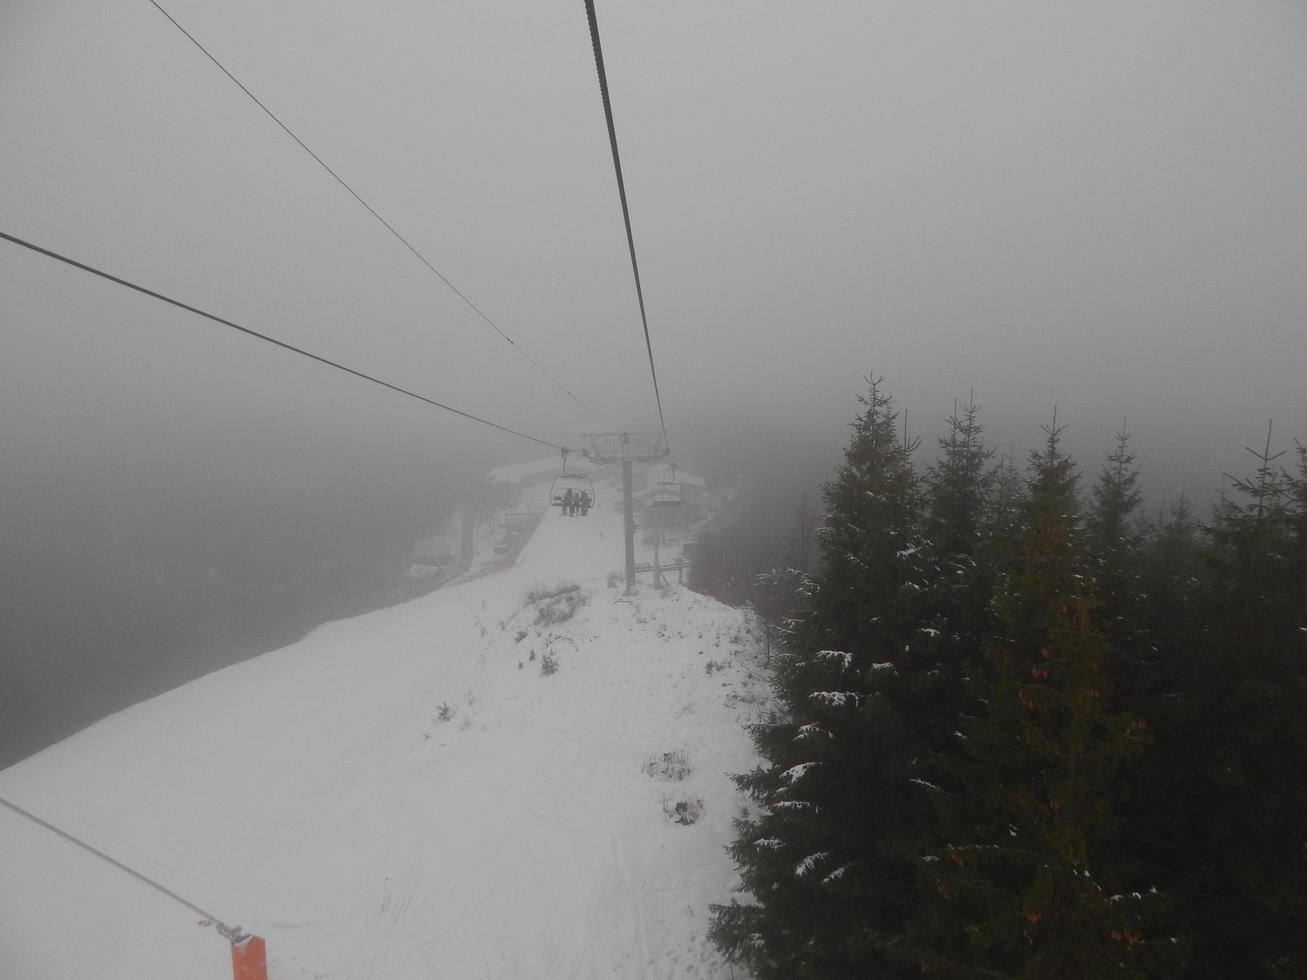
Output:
(549, 449), (596, 512)
(550, 473), (596, 510)
(650, 461), (682, 509)
(650, 481), (682, 508)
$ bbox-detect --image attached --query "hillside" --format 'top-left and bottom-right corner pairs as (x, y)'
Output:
(0, 478), (767, 979)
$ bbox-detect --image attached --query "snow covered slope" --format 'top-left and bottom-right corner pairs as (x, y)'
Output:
(0, 491), (768, 979)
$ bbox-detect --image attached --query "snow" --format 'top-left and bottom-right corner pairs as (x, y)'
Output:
(809, 691), (861, 708)
(793, 852), (829, 878)
(779, 762), (817, 785)
(0, 475), (768, 979)
(793, 724), (830, 742)
(769, 801), (818, 813)
(812, 650), (853, 669)
(821, 864), (849, 884)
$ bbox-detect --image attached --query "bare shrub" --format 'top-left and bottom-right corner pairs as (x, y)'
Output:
(643, 750), (691, 781)
(535, 590), (586, 626)
(519, 581), (586, 626)
(523, 581), (581, 605)
(661, 794), (704, 825)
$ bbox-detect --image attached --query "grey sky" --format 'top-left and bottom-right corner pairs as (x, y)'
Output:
(4, 0), (1306, 502)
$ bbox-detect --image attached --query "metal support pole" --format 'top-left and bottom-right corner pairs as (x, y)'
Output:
(623, 458), (636, 594)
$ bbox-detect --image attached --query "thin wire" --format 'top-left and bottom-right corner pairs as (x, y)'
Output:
(146, 0), (598, 419)
(582, 0), (669, 445)
(1, 230), (564, 451)
(0, 795), (238, 935)
(454, 582), (489, 634)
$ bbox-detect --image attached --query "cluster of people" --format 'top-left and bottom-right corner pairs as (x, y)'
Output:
(560, 488), (591, 517)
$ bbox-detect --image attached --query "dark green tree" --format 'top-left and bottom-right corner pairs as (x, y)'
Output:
(1086, 422), (1145, 645)
(1109, 494), (1200, 936)
(928, 393), (996, 561)
(916, 417), (1171, 979)
(711, 375), (931, 977)
(687, 516), (750, 605)
(1166, 425), (1307, 978)
(920, 391), (999, 720)
(873, 395), (1004, 970)
(979, 450), (1028, 579)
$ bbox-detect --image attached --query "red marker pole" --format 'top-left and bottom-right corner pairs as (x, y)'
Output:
(230, 934), (268, 980)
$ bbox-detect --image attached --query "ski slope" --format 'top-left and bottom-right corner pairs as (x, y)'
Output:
(0, 482), (768, 979)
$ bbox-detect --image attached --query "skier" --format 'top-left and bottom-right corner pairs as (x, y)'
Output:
(580, 491), (591, 517)
(562, 488), (575, 516)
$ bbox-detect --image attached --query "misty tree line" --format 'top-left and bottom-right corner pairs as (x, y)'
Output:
(694, 377), (1306, 978)
(0, 463), (472, 769)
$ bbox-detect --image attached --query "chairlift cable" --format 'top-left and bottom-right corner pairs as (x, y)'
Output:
(581, 0), (669, 447)
(1, 230), (565, 451)
(0, 795), (245, 940)
(146, 0), (600, 419)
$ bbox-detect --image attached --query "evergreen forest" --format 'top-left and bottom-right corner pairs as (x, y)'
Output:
(700, 376), (1307, 979)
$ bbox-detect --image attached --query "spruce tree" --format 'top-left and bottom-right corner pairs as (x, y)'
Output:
(711, 375), (930, 977)
(1110, 495), (1200, 938)
(928, 394), (995, 561)
(980, 450), (1028, 579)
(916, 417), (1170, 979)
(1086, 423), (1144, 645)
(877, 395), (1001, 971)
(1171, 425), (1307, 978)
(921, 392), (998, 713)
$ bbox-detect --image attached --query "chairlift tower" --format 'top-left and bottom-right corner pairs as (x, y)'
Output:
(581, 430), (669, 595)
(648, 463), (683, 588)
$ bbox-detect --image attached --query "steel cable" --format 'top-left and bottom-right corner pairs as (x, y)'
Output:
(1, 230), (565, 450)
(147, 0), (599, 419)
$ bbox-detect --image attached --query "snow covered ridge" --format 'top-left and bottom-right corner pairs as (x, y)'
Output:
(0, 505), (770, 979)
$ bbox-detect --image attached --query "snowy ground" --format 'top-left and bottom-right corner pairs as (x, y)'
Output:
(0, 476), (768, 979)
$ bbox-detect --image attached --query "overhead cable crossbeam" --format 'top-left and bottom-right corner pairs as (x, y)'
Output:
(147, 0), (598, 419)
(581, 0), (669, 446)
(1, 230), (565, 451)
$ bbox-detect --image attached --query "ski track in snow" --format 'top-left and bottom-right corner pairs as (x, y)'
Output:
(0, 480), (769, 979)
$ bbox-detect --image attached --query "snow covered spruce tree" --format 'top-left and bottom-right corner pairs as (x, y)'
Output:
(914, 416), (1175, 979)
(918, 393), (998, 736)
(711, 376), (956, 977)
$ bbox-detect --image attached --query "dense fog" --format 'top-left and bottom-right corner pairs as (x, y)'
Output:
(0, 425), (506, 767)
(4, 0), (1305, 764)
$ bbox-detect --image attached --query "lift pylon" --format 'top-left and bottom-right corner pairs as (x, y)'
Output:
(580, 431), (669, 594)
